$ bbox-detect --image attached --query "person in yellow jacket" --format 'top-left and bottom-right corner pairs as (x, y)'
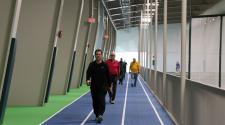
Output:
(129, 58), (140, 87)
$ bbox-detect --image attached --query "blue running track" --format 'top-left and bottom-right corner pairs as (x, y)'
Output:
(41, 74), (175, 125)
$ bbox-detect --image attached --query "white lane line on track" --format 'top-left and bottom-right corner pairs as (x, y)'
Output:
(121, 74), (129, 125)
(138, 77), (165, 125)
(39, 91), (90, 125)
(80, 109), (94, 125)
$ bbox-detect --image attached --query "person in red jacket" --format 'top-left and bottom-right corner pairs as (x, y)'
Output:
(106, 52), (120, 104)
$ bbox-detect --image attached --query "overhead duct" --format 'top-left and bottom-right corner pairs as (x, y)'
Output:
(120, 0), (131, 29)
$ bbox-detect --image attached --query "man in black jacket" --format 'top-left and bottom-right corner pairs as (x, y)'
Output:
(86, 49), (111, 123)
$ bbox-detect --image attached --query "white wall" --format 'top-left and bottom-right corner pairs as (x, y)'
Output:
(202, 0), (225, 15)
(115, 24), (186, 72)
(115, 52), (138, 72)
(115, 27), (139, 71)
(116, 27), (139, 52)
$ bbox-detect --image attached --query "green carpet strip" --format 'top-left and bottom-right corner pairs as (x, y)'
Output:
(2, 86), (89, 125)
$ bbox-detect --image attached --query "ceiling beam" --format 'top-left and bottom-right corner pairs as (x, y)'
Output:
(108, 3), (157, 11)
(101, 0), (117, 30)
(111, 10), (155, 17)
(112, 14), (154, 21)
(105, 0), (117, 2)
(117, 24), (139, 29)
(108, 4), (143, 11)
(112, 16), (141, 22)
(115, 19), (141, 26)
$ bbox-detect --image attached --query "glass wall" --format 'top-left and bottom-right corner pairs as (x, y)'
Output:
(158, 23), (181, 73)
(191, 17), (220, 87)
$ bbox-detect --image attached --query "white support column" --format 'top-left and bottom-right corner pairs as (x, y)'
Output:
(79, 0), (94, 85)
(149, 0), (153, 77)
(53, 0), (64, 47)
(149, 22), (152, 70)
(3, 0), (22, 92)
(146, 0), (150, 70)
(138, 25), (141, 64)
(148, 25), (151, 69)
(139, 17), (143, 65)
(146, 24), (149, 69)
(181, 0), (187, 124)
(145, 23), (148, 79)
(11, 0), (22, 38)
(163, 0), (167, 105)
(85, 0), (94, 54)
(108, 24), (113, 53)
(94, 0), (101, 52)
(143, 24), (146, 67)
(104, 17), (109, 58)
(154, 0), (158, 90)
(143, 24), (146, 68)
(73, 0), (85, 51)
(140, 11), (143, 66)
(144, 12), (148, 69)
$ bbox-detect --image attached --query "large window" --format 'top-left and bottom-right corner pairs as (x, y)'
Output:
(191, 17), (220, 87)
(154, 24), (182, 73)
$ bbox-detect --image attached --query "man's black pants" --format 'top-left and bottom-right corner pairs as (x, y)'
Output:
(91, 88), (107, 117)
(108, 75), (118, 101)
(119, 73), (125, 84)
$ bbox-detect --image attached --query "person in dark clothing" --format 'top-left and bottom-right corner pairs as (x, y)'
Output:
(86, 49), (111, 123)
(124, 61), (127, 73)
(119, 58), (126, 85)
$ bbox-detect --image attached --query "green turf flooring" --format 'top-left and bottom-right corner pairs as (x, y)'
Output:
(2, 85), (89, 125)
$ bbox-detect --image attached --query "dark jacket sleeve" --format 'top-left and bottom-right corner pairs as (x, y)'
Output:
(86, 62), (92, 81)
(105, 64), (111, 86)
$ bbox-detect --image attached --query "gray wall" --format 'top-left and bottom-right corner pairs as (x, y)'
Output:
(71, 0), (91, 88)
(83, 0), (99, 84)
(8, 0), (59, 106)
(142, 69), (225, 125)
(0, 0), (15, 97)
(222, 17), (225, 88)
(202, 0), (225, 15)
(50, 0), (81, 95)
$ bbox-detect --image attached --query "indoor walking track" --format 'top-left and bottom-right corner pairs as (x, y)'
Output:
(41, 74), (175, 125)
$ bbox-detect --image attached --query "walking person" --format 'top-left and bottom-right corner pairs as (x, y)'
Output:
(176, 61), (180, 73)
(86, 49), (111, 123)
(119, 58), (126, 85)
(106, 52), (120, 104)
(129, 58), (140, 87)
(124, 61), (127, 72)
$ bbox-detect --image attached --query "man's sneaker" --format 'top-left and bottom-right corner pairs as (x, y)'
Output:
(96, 115), (103, 123)
(109, 97), (112, 103)
(111, 100), (115, 104)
